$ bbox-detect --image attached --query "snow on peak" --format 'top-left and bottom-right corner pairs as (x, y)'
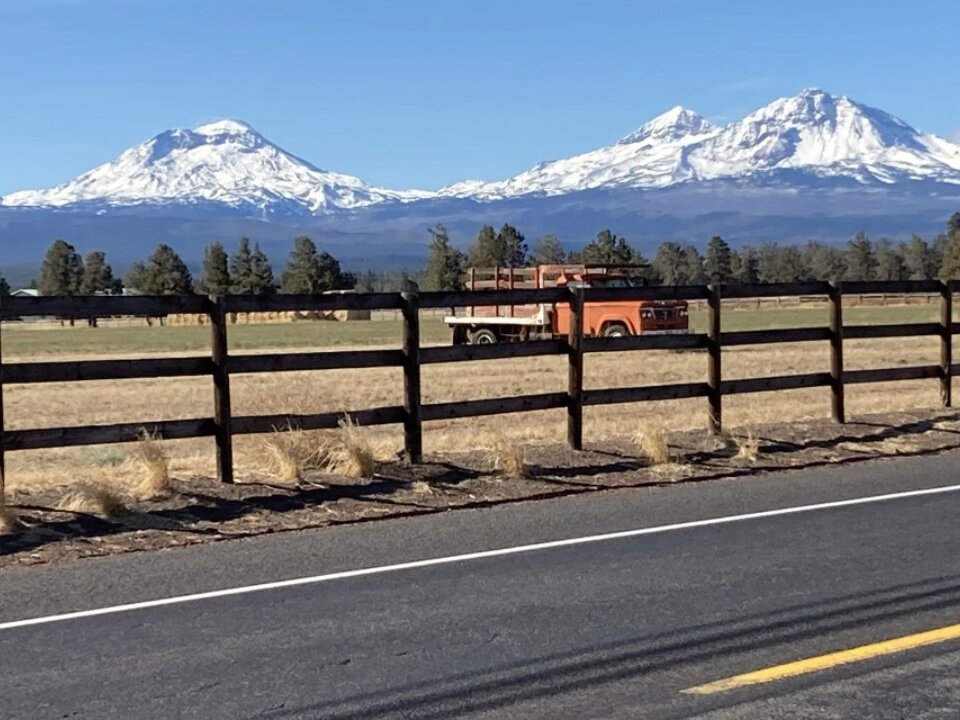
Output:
(1, 119), (427, 213)
(618, 106), (716, 144)
(194, 119), (257, 135)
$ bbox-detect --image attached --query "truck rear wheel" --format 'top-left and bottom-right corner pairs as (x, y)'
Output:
(468, 328), (498, 345)
(602, 323), (630, 338)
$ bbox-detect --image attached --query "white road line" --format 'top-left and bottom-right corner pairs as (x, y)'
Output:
(2, 482), (959, 632)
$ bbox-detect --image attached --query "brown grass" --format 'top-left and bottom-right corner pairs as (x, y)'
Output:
(635, 422), (671, 465)
(130, 430), (171, 500)
(492, 436), (527, 478)
(733, 430), (760, 462)
(0, 506), (23, 534)
(259, 427), (331, 484)
(326, 416), (377, 478)
(0, 329), (951, 492)
(58, 482), (128, 518)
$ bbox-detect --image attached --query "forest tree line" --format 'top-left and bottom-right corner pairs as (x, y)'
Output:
(4, 212), (959, 297)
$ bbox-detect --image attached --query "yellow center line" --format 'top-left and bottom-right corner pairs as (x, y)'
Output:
(682, 622), (960, 695)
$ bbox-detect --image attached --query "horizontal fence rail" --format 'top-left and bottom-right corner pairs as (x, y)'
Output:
(0, 280), (957, 484)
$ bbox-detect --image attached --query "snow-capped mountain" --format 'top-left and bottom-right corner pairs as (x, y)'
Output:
(2, 89), (960, 224)
(1, 119), (430, 215)
(439, 89), (960, 199)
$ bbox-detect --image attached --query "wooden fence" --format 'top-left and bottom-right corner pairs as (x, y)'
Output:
(0, 280), (956, 485)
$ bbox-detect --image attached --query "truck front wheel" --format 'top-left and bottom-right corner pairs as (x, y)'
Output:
(468, 328), (498, 345)
(602, 323), (630, 338)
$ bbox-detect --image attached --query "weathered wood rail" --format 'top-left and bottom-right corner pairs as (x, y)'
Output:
(0, 280), (956, 485)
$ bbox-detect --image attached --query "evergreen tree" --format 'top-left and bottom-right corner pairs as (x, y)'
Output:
(140, 244), (193, 294)
(939, 215), (960, 280)
(899, 235), (935, 280)
(873, 238), (906, 281)
(229, 238), (254, 293)
(802, 240), (846, 282)
(704, 236), (733, 282)
(79, 250), (113, 295)
(39, 239), (84, 296)
(199, 242), (231, 295)
(281, 236), (322, 293)
(530, 234), (566, 264)
(653, 242), (684, 285)
(732, 246), (760, 284)
(678, 245), (706, 284)
(422, 223), (465, 291)
(579, 229), (635, 266)
(757, 243), (807, 282)
(250, 243), (275, 295)
(845, 232), (876, 281)
(466, 225), (503, 267)
(124, 262), (148, 294)
(0, 275), (9, 296)
(497, 224), (527, 267)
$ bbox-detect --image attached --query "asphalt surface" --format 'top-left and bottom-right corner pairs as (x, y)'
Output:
(1, 452), (959, 719)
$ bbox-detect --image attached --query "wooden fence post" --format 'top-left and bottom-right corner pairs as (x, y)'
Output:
(941, 280), (953, 408)
(567, 287), (585, 450)
(401, 290), (423, 463)
(210, 295), (234, 484)
(707, 284), (722, 435)
(829, 282), (845, 423)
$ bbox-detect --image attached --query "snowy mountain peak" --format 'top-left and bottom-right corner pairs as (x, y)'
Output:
(194, 119), (257, 136)
(618, 105), (716, 144)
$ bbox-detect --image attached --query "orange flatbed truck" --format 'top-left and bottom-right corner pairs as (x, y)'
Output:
(445, 264), (689, 344)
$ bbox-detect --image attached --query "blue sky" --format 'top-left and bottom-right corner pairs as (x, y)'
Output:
(2, 0), (958, 195)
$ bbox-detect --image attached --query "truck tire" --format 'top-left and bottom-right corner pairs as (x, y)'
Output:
(602, 323), (630, 338)
(468, 328), (498, 345)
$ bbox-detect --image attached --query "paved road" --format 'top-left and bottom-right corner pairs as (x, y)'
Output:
(1, 453), (959, 719)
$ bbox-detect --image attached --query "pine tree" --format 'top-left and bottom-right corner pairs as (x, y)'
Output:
(124, 262), (148, 294)
(732, 246), (760, 284)
(229, 238), (254, 293)
(845, 232), (876, 281)
(79, 250), (113, 295)
(530, 234), (566, 264)
(466, 225), (503, 267)
(899, 235), (935, 280)
(678, 245), (706, 284)
(281, 236), (322, 293)
(802, 240), (846, 282)
(0, 275), (9, 296)
(873, 238), (906, 281)
(199, 242), (231, 295)
(316, 251), (348, 290)
(140, 244), (193, 294)
(422, 223), (465, 291)
(39, 239), (84, 296)
(250, 243), (275, 295)
(704, 236), (733, 282)
(497, 224), (527, 267)
(756, 243), (807, 282)
(653, 242), (684, 285)
(579, 229), (635, 266)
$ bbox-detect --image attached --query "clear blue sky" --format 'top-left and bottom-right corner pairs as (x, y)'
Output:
(2, 0), (958, 195)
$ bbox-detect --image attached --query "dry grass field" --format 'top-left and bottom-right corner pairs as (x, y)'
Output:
(0, 302), (951, 495)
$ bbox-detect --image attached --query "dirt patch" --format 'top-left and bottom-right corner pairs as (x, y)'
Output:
(3, 409), (960, 568)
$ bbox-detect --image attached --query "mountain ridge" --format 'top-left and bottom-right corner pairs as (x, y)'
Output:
(4, 89), (960, 216)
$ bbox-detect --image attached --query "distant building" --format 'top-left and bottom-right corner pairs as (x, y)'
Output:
(11, 288), (40, 297)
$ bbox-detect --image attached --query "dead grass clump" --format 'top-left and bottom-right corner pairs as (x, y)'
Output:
(410, 480), (434, 494)
(130, 431), (171, 500)
(0, 506), (24, 534)
(635, 422), (671, 465)
(734, 430), (760, 462)
(327, 416), (376, 478)
(58, 482), (128, 518)
(492, 437), (527, 478)
(260, 427), (331, 484)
